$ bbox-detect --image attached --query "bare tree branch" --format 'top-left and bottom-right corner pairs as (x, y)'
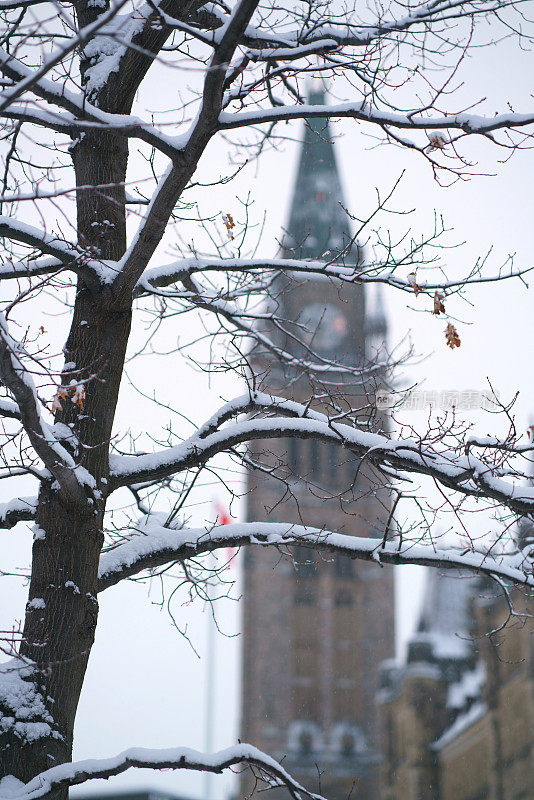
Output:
(0, 314), (87, 506)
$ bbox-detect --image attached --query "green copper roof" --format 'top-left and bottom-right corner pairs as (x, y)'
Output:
(283, 88), (356, 263)
(278, 87), (387, 363)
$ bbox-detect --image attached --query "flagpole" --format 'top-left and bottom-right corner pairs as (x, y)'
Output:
(204, 500), (233, 800)
(204, 552), (216, 800)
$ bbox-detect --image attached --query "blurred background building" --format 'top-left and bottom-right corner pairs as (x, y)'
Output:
(379, 567), (533, 800)
(379, 515), (534, 800)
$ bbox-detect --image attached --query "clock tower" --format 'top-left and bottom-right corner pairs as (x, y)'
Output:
(240, 88), (394, 800)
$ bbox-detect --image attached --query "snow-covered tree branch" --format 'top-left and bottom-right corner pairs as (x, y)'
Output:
(97, 518), (534, 594)
(0, 743), (325, 800)
(104, 391), (534, 518)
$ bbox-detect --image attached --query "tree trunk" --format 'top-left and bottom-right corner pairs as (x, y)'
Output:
(3, 491), (103, 783)
(0, 132), (131, 789)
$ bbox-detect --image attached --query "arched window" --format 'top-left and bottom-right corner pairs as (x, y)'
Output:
(287, 720), (322, 755)
(329, 723), (366, 757)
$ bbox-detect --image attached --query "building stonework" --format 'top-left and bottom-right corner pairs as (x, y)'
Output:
(379, 571), (534, 800)
(239, 91), (395, 800)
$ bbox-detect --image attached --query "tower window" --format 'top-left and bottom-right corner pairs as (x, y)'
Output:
(288, 437), (299, 472)
(341, 733), (355, 757)
(310, 439), (321, 480)
(328, 444), (339, 475)
(330, 723), (366, 758)
(334, 588), (353, 607)
(288, 721), (322, 755)
(294, 584), (315, 605)
(334, 554), (354, 578)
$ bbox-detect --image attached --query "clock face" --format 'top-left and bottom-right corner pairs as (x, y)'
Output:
(299, 302), (348, 351)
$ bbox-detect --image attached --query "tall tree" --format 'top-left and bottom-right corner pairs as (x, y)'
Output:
(0, 0), (533, 797)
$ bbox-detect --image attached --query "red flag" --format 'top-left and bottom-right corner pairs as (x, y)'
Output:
(215, 500), (232, 526)
(214, 500), (237, 565)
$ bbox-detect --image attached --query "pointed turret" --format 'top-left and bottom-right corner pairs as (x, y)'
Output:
(282, 87), (359, 264)
(275, 87), (370, 369)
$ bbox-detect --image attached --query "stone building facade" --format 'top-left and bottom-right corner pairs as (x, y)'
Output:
(239, 89), (395, 800)
(379, 569), (534, 800)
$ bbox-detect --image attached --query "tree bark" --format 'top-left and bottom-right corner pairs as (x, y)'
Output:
(3, 492), (103, 783)
(0, 127), (132, 793)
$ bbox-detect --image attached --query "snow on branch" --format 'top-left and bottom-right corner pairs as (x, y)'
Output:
(0, 396), (21, 420)
(134, 256), (361, 294)
(0, 496), (37, 529)
(0, 219), (115, 297)
(97, 518), (534, 592)
(0, 218), (82, 269)
(0, 257), (66, 282)
(108, 391), (534, 517)
(0, 48), (184, 160)
(0, 0), (130, 113)
(204, 0), (512, 54)
(0, 658), (63, 751)
(218, 101), (534, 137)
(135, 256), (534, 297)
(111, 0), (262, 300)
(0, 743), (325, 800)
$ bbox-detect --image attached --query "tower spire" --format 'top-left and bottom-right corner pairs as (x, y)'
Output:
(283, 88), (356, 264)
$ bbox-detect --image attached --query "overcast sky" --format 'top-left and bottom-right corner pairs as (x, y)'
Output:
(2, 17), (534, 800)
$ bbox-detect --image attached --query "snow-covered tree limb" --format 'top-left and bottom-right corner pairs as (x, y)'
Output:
(0, 49), (182, 159)
(0, 218), (81, 269)
(0, 743), (325, 800)
(0, 396), (21, 420)
(0, 257), (65, 282)
(188, 0), (532, 53)
(219, 102), (534, 137)
(108, 392), (534, 517)
(0, 496), (37, 529)
(135, 256), (534, 297)
(97, 519), (534, 594)
(0, 0), (130, 113)
(111, 0), (262, 301)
